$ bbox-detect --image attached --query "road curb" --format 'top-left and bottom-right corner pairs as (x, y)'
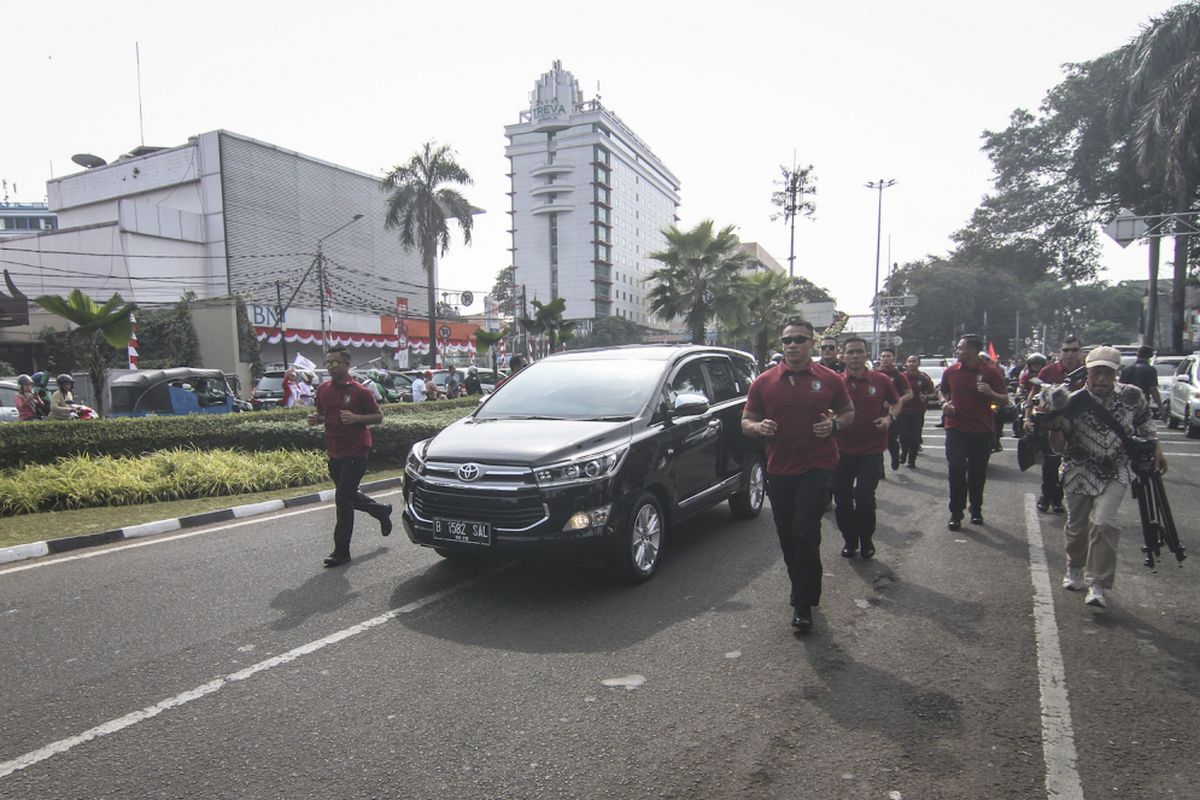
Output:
(0, 476), (404, 567)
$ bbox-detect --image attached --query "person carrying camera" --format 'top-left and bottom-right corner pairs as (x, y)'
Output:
(1045, 346), (1167, 608)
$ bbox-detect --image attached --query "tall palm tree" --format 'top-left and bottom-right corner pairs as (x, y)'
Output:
(645, 220), (749, 344)
(382, 141), (474, 368)
(725, 271), (806, 368)
(521, 297), (575, 356)
(1119, 2), (1200, 353)
(473, 327), (507, 373)
(36, 289), (136, 416)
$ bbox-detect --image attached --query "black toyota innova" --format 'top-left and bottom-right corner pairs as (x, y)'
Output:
(401, 345), (766, 582)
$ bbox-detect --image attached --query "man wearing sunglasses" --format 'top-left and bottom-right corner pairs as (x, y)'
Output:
(743, 319), (855, 634)
(817, 336), (846, 374)
(1031, 336), (1085, 514)
(308, 345), (393, 567)
(939, 334), (1011, 529)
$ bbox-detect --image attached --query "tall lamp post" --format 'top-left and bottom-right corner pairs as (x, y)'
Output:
(315, 213), (364, 349)
(866, 178), (896, 358)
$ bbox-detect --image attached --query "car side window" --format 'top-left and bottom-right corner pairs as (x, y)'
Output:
(1178, 359), (1192, 377)
(670, 361), (710, 402)
(705, 358), (739, 403)
(729, 356), (755, 396)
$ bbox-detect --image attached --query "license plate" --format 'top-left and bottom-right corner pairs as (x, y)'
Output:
(432, 518), (492, 546)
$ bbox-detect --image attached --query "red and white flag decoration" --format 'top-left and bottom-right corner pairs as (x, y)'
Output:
(128, 312), (139, 369)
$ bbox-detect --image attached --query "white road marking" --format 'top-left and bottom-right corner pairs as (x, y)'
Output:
(0, 565), (500, 779)
(0, 489), (403, 576)
(1023, 493), (1085, 800)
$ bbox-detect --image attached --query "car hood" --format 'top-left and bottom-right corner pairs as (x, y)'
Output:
(424, 416), (634, 466)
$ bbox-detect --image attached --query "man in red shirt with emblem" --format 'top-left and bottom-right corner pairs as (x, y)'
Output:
(898, 355), (937, 467)
(1028, 337), (1085, 514)
(877, 347), (913, 471)
(938, 334), (1011, 530)
(308, 345), (393, 567)
(833, 337), (900, 560)
(743, 319), (855, 634)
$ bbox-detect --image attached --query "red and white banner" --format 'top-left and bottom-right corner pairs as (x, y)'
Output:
(128, 313), (139, 369)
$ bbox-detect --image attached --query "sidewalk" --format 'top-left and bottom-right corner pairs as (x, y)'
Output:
(0, 476), (404, 566)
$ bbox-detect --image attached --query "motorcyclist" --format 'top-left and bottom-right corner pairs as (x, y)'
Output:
(50, 373), (79, 420)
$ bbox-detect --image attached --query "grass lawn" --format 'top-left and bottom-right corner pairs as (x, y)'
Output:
(0, 468), (405, 551)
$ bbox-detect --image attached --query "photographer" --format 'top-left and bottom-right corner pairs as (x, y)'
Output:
(1045, 346), (1167, 609)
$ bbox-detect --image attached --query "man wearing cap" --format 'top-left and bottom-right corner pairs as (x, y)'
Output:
(1046, 346), (1166, 608)
(938, 334), (1011, 529)
(1031, 337), (1086, 513)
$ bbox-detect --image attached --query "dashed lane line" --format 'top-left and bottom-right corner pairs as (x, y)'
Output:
(1023, 493), (1085, 800)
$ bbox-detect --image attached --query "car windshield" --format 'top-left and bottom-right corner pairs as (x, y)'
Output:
(255, 376), (284, 393)
(477, 358), (664, 420)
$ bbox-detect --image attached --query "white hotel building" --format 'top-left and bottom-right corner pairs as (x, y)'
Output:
(504, 62), (681, 329)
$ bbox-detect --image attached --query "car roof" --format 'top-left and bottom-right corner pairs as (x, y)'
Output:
(542, 344), (751, 362)
(110, 368), (227, 387)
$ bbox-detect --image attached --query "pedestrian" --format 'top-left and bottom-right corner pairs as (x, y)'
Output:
(15, 374), (40, 421)
(308, 345), (393, 567)
(1044, 346), (1166, 608)
(445, 365), (464, 398)
(832, 337), (899, 560)
(282, 367), (300, 408)
(1014, 352), (1047, 437)
(742, 319), (855, 634)
(1119, 345), (1162, 413)
(497, 355), (528, 388)
(898, 355), (937, 467)
(938, 334), (1012, 529)
(817, 336), (846, 373)
(296, 371), (317, 407)
(411, 370), (432, 402)
(463, 366), (483, 396)
(877, 348), (913, 471)
(1030, 337), (1085, 513)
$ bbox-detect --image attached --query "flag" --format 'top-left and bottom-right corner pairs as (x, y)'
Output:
(128, 313), (139, 369)
(987, 341), (998, 361)
(292, 354), (316, 371)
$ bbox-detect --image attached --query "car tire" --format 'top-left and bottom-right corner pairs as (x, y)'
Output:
(1168, 412), (1180, 429)
(729, 456), (766, 520)
(611, 493), (665, 583)
(1188, 413), (1200, 440)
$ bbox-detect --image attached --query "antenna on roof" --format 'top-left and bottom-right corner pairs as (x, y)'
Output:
(135, 42), (145, 147)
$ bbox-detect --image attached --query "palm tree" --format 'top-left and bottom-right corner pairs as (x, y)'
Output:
(473, 327), (507, 373)
(382, 141), (474, 368)
(645, 220), (749, 344)
(725, 271), (806, 368)
(521, 297), (575, 356)
(35, 289), (136, 416)
(1119, 2), (1200, 353)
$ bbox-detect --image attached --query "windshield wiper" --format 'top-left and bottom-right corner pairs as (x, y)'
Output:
(587, 415), (633, 421)
(502, 414), (564, 420)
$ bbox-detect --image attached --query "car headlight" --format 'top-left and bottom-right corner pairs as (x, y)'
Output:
(405, 439), (431, 476)
(535, 445), (628, 489)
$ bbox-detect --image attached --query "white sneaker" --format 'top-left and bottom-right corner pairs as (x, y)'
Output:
(1062, 567), (1084, 591)
(1085, 584), (1107, 608)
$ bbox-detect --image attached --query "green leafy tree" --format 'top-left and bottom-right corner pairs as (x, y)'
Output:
(135, 294), (202, 369)
(770, 163), (817, 278)
(473, 327), (507, 373)
(489, 266), (520, 319)
(568, 316), (647, 350)
(521, 297), (575, 354)
(235, 299), (263, 380)
(646, 220), (749, 344)
(724, 271), (810, 368)
(35, 289), (136, 416)
(0, 360), (15, 376)
(382, 141), (474, 368)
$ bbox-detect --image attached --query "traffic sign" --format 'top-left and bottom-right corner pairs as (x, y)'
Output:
(460, 290), (474, 306)
(438, 324), (452, 339)
(1102, 209), (1148, 249)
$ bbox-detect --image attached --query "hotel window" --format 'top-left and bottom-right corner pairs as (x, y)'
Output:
(549, 213), (558, 298)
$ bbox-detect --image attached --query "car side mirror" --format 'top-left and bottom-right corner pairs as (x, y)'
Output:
(1178, 373), (1193, 385)
(672, 392), (709, 418)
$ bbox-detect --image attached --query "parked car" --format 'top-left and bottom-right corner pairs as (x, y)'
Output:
(251, 369), (328, 410)
(108, 368), (238, 417)
(1151, 355), (1188, 418)
(1166, 354), (1200, 438)
(0, 378), (22, 422)
(401, 345), (765, 582)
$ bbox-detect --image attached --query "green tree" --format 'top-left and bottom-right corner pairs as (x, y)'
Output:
(568, 316), (647, 350)
(135, 294), (202, 369)
(35, 289), (136, 416)
(1117, 1), (1200, 353)
(382, 141), (474, 368)
(488, 266), (520, 319)
(521, 297), (575, 354)
(724, 271), (810, 368)
(0, 361), (15, 376)
(473, 327), (507, 373)
(770, 163), (817, 278)
(645, 220), (749, 344)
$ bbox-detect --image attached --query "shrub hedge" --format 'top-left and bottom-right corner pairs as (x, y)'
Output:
(0, 399), (477, 470)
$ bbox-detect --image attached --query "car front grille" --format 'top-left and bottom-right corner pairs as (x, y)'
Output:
(411, 483), (547, 530)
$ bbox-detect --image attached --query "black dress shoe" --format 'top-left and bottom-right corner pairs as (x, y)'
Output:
(860, 543), (876, 560)
(840, 546), (857, 558)
(378, 503), (394, 536)
(891, 458), (901, 471)
(791, 605), (813, 633)
(970, 513), (984, 525)
(1036, 497), (1050, 512)
(948, 518), (962, 531)
(1051, 502), (1065, 514)
(323, 553), (351, 568)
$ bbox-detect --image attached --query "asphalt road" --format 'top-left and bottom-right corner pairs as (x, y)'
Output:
(1, 420), (1197, 799)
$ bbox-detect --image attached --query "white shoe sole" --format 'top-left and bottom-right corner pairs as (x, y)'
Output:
(1085, 593), (1106, 608)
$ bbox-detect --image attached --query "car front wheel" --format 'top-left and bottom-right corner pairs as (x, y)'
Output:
(729, 457), (766, 519)
(611, 493), (664, 583)
(1167, 410), (1180, 429)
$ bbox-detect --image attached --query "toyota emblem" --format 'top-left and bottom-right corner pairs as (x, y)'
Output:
(457, 463), (481, 482)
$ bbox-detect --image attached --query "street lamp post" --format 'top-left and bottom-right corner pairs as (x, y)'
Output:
(866, 178), (896, 358)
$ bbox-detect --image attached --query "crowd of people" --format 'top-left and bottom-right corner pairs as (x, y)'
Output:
(744, 319), (1166, 634)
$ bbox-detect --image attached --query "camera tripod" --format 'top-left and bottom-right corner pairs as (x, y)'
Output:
(1133, 468), (1186, 569)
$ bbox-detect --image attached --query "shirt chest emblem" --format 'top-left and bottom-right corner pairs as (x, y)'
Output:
(811, 379), (822, 391)
(343, 393), (352, 405)
(867, 386), (877, 396)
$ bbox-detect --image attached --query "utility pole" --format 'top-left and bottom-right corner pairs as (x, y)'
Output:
(866, 178), (896, 359)
(317, 243), (328, 350)
(275, 280), (288, 366)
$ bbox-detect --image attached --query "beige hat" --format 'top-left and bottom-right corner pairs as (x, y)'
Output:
(1085, 345), (1122, 371)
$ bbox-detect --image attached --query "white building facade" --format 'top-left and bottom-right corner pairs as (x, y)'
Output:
(504, 62), (680, 328)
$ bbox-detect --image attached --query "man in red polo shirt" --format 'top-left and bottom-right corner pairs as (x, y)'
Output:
(939, 334), (1011, 530)
(877, 347), (913, 471)
(833, 337), (900, 560)
(1028, 336), (1086, 514)
(743, 319), (854, 634)
(308, 345), (393, 567)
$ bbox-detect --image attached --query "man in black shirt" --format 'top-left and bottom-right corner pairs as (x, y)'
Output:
(1119, 346), (1161, 411)
(817, 336), (846, 373)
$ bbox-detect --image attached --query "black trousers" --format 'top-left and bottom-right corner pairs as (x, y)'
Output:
(766, 470), (831, 608)
(944, 429), (994, 518)
(895, 413), (924, 464)
(833, 453), (883, 550)
(887, 423), (903, 467)
(1041, 453), (1063, 505)
(329, 455), (389, 556)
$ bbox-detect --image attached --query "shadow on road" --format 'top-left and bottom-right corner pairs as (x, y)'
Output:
(388, 506), (777, 654)
(267, 548), (388, 630)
